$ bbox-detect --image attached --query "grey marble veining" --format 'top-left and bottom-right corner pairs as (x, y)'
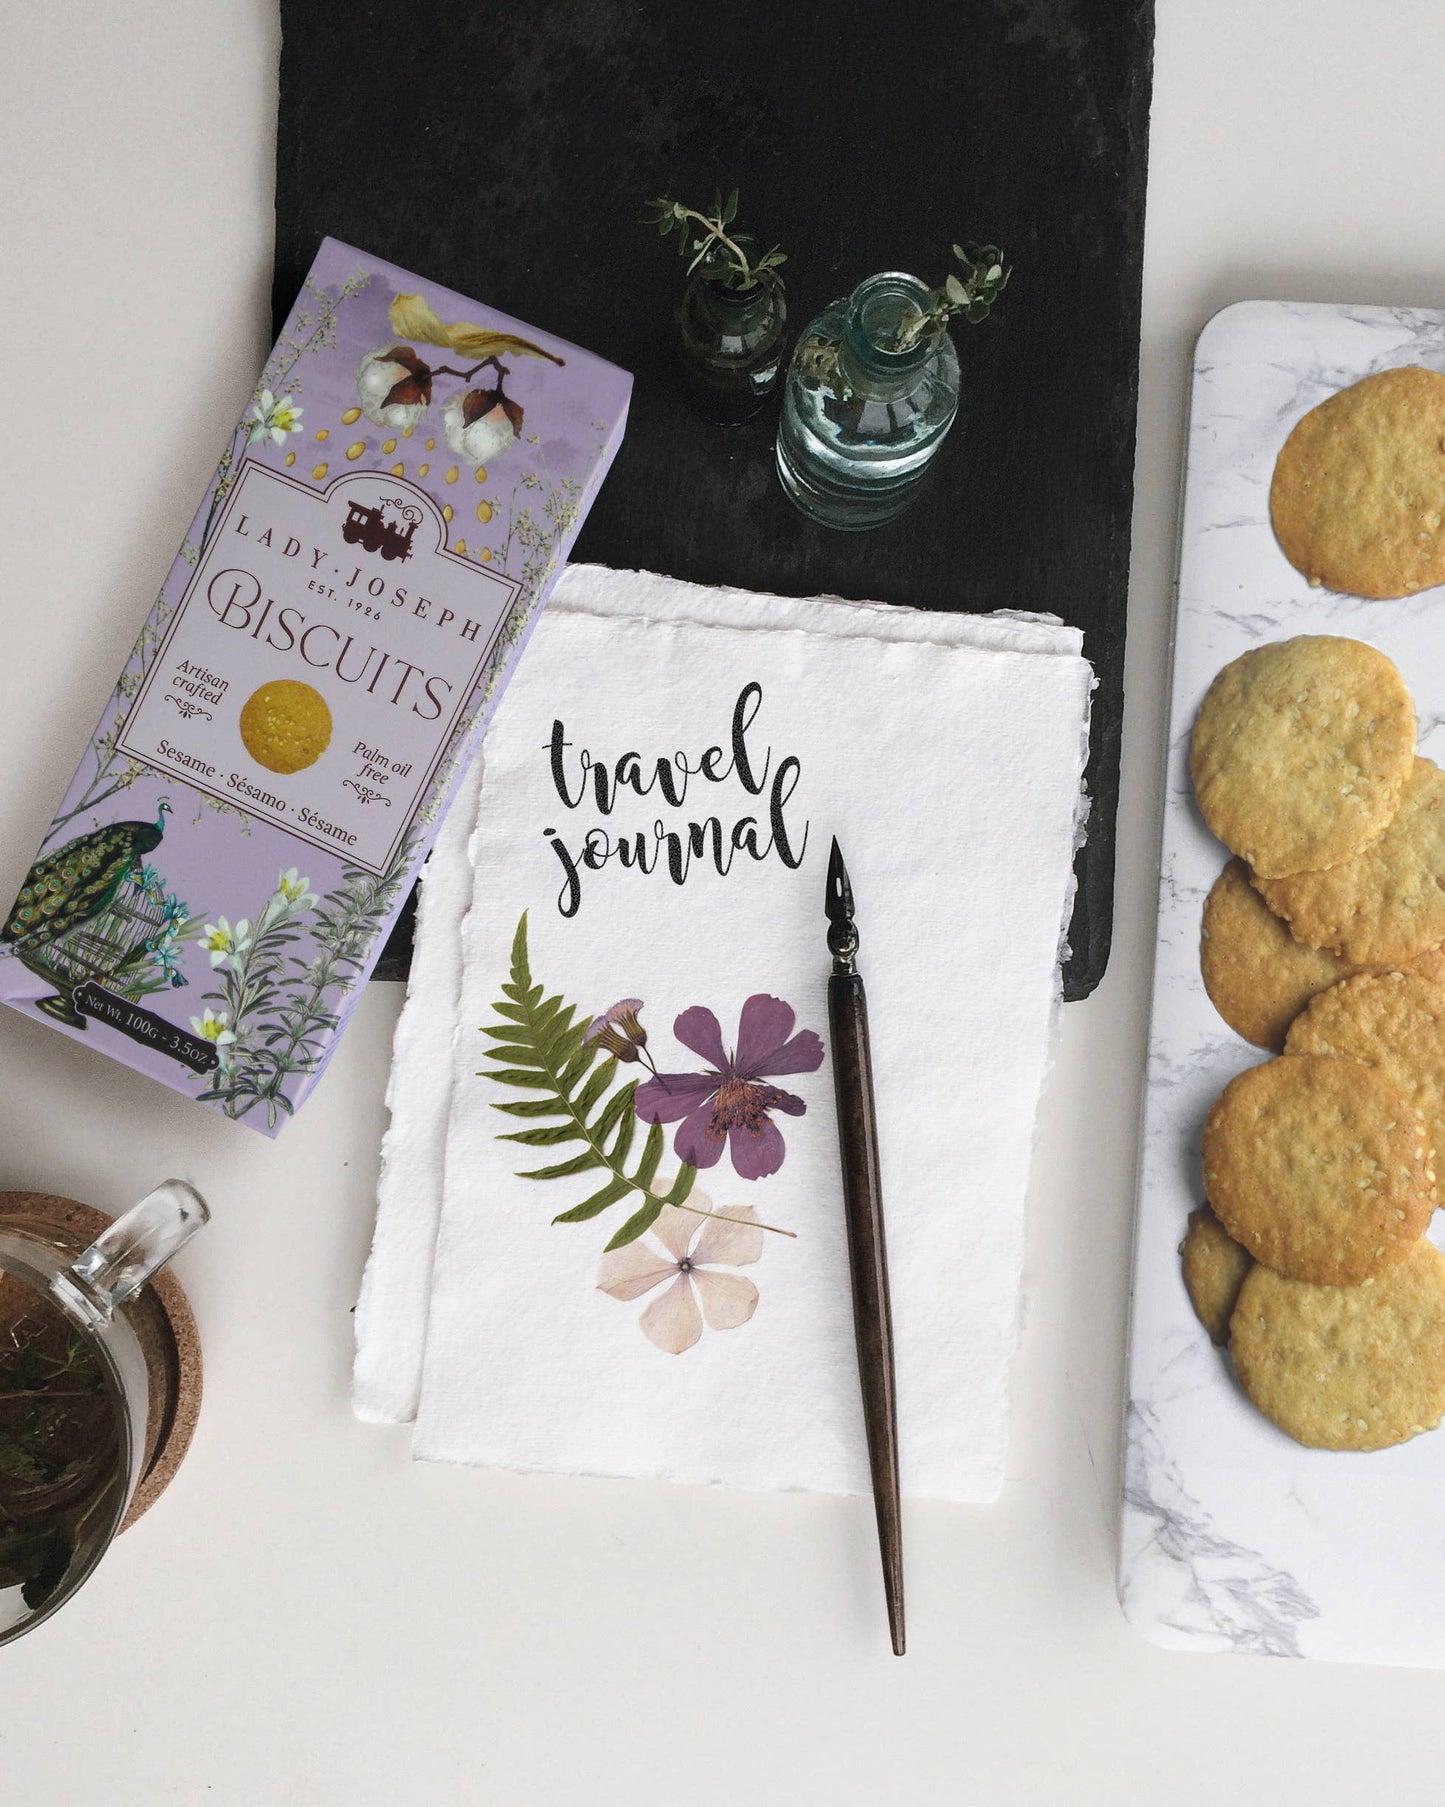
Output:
(1120, 302), (1445, 1668)
(1122, 1403), (1320, 1658)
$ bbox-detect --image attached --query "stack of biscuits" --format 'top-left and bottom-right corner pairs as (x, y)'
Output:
(1187, 634), (1445, 1451)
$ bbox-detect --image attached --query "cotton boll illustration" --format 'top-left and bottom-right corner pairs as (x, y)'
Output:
(443, 383), (524, 467)
(355, 345), (432, 431)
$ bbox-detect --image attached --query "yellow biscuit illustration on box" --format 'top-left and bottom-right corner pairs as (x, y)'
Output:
(239, 679), (332, 774)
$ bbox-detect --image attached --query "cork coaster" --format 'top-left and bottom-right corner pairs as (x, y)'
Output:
(0, 1191), (202, 1530)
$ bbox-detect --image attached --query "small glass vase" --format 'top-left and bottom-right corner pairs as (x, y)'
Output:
(675, 272), (788, 424)
(775, 271), (961, 530)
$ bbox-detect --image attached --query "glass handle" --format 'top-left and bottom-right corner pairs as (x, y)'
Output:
(60, 1180), (209, 1321)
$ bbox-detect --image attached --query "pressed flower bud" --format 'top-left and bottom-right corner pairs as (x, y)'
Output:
(584, 998), (649, 1062)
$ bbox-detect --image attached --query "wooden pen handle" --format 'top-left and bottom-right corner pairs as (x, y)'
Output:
(828, 968), (905, 1655)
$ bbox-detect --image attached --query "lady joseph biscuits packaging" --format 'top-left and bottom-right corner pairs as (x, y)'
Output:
(0, 239), (631, 1132)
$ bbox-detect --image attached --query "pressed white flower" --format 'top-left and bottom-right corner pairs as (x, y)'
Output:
(443, 386), (522, 467)
(596, 1197), (762, 1355)
(189, 1007), (236, 1047)
(355, 345), (431, 430)
(248, 388), (304, 446)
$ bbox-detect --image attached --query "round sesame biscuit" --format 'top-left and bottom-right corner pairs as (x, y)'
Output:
(1284, 970), (1445, 1183)
(239, 678), (333, 775)
(1257, 758), (1445, 965)
(1270, 365), (1445, 599)
(1230, 1241), (1445, 1451)
(1181, 1204), (1253, 1345)
(1201, 858), (1445, 1049)
(1201, 859), (1355, 1049)
(1190, 637), (1415, 879)
(1202, 1054), (1433, 1286)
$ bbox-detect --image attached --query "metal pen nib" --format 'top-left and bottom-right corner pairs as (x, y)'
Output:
(825, 835), (856, 950)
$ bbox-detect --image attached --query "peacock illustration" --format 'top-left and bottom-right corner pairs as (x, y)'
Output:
(2, 799), (181, 1027)
(4, 800), (171, 950)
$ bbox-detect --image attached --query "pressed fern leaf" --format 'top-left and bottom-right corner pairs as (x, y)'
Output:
(479, 913), (696, 1247)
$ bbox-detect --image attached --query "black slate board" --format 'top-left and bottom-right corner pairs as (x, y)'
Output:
(273, 0), (1152, 999)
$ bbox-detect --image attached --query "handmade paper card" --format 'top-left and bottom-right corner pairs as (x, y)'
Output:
(410, 593), (1092, 1500)
(356, 564), (1088, 1428)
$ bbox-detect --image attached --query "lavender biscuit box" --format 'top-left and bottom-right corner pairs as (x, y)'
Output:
(0, 238), (630, 1133)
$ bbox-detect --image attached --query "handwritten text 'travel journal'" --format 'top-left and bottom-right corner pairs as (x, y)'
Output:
(542, 682), (809, 917)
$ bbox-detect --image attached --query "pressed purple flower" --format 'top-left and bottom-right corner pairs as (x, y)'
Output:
(583, 997), (652, 1066)
(634, 994), (824, 1181)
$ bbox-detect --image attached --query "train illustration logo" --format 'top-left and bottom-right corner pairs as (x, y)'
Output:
(341, 495), (421, 563)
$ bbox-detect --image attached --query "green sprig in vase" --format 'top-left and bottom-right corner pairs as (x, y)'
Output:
(676, 270), (788, 424)
(642, 190), (789, 425)
(775, 244), (1009, 530)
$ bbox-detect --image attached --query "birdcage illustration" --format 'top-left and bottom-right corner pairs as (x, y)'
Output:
(14, 868), (185, 1028)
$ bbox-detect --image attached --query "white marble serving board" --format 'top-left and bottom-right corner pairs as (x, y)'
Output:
(1119, 300), (1445, 1667)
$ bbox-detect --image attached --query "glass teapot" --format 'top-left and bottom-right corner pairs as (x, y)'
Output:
(0, 1180), (207, 1645)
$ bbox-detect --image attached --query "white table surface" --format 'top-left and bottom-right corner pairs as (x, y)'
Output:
(6, 3), (1445, 1800)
